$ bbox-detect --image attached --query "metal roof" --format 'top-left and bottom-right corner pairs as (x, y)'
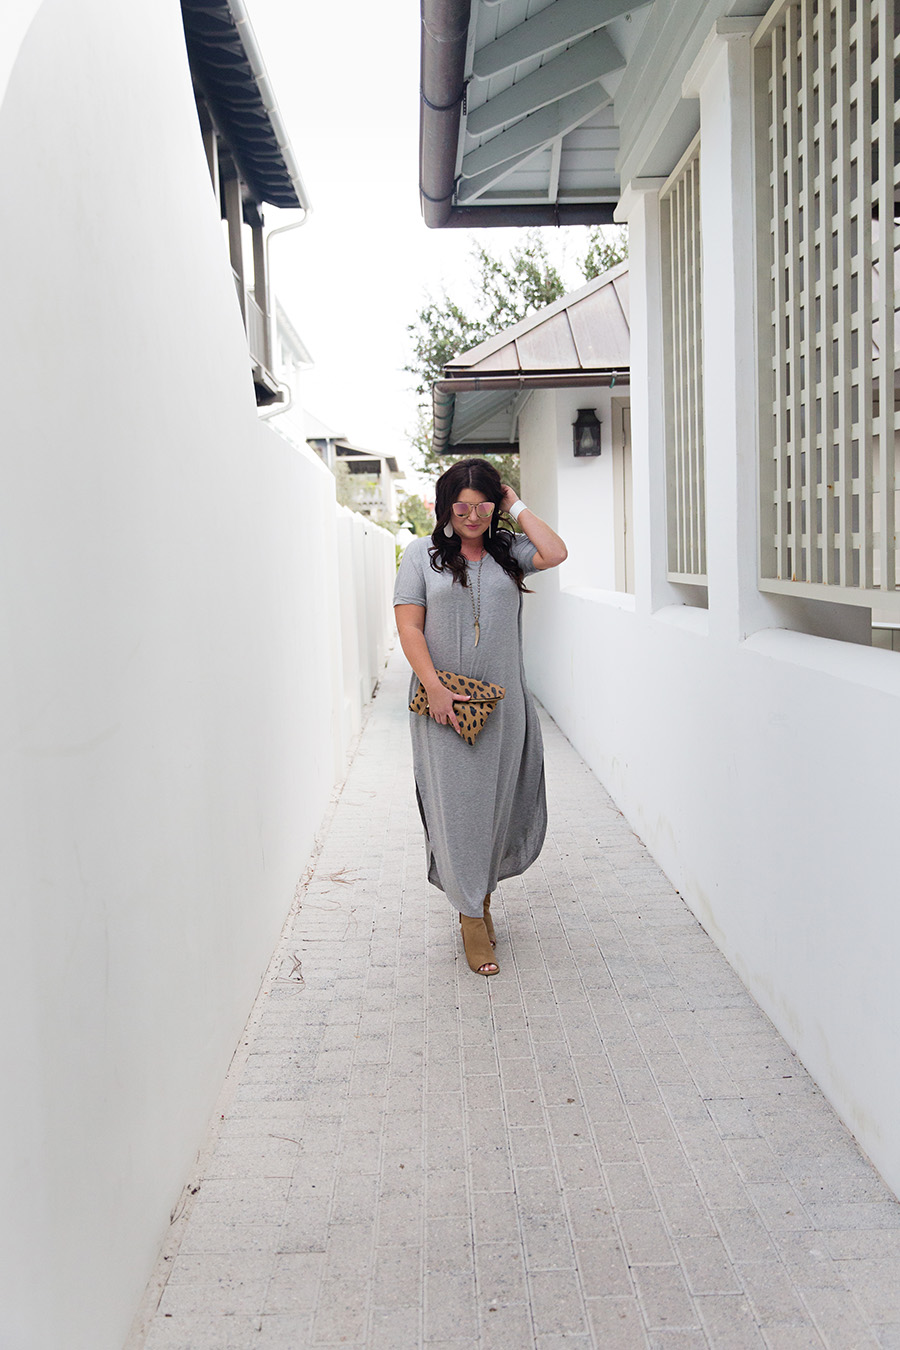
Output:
(335, 444), (404, 477)
(433, 262), (630, 454)
(419, 0), (653, 227)
(306, 431), (405, 479)
(181, 0), (310, 211)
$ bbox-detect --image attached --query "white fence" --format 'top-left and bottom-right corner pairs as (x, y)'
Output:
(336, 505), (397, 749)
(0, 5), (396, 1343)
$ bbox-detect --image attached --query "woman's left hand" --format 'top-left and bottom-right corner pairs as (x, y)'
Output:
(500, 483), (520, 514)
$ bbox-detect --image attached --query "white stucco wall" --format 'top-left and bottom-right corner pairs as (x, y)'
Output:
(336, 506), (397, 747)
(522, 25), (900, 1199)
(0, 4), (393, 1348)
(523, 580), (900, 1198)
(520, 385), (629, 594)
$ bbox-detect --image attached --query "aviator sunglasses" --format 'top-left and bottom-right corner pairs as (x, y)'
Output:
(451, 501), (494, 519)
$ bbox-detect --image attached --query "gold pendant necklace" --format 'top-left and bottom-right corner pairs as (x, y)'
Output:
(466, 554), (484, 647)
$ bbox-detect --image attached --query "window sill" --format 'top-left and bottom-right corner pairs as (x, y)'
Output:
(560, 585), (636, 612)
(743, 627), (900, 697)
(653, 604), (710, 636)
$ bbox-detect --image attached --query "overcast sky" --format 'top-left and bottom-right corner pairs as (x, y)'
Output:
(247, 0), (599, 484)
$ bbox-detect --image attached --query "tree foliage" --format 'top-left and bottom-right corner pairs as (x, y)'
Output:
(332, 458), (356, 509)
(395, 490), (434, 537)
(580, 224), (629, 282)
(406, 227), (628, 483)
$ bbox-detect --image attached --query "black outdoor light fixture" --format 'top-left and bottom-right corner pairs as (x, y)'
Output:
(573, 407), (602, 457)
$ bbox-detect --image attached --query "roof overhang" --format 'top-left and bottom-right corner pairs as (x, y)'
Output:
(182, 0), (310, 211)
(433, 262), (630, 453)
(434, 370), (628, 455)
(331, 443), (405, 479)
(419, 0), (653, 228)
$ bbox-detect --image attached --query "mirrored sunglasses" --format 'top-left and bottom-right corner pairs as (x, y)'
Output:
(451, 501), (494, 519)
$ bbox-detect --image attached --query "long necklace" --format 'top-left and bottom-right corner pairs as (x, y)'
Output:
(465, 553), (484, 647)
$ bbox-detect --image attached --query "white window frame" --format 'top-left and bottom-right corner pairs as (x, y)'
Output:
(753, 0), (899, 612)
(660, 135), (708, 584)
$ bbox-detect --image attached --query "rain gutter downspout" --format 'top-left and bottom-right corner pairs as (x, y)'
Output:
(420, 0), (471, 229)
(259, 212), (311, 421)
(418, 2), (619, 228)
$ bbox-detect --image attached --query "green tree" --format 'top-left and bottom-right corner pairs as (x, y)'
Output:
(333, 458), (356, 509)
(395, 490), (434, 537)
(580, 224), (629, 281)
(407, 233), (565, 402)
(405, 233), (566, 486)
(406, 226), (628, 484)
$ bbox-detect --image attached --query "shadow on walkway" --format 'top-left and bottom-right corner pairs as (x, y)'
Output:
(136, 644), (900, 1349)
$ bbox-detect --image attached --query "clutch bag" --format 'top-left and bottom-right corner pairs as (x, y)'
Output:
(409, 670), (505, 746)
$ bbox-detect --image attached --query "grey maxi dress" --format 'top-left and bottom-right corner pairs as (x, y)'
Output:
(393, 534), (547, 918)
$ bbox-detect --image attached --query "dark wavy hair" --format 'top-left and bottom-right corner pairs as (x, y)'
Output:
(429, 458), (529, 593)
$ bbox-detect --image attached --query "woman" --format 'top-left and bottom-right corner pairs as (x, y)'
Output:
(393, 458), (567, 975)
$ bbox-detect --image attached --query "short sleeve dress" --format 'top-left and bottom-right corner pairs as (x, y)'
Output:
(393, 533), (547, 918)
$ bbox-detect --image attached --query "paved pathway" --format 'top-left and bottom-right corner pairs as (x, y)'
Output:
(137, 644), (900, 1349)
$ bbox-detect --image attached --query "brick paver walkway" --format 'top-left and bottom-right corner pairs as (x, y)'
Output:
(136, 644), (900, 1349)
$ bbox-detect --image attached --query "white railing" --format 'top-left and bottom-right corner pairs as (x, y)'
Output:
(231, 270), (274, 381)
(754, 0), (900, 610)
(245, 290), (270, 374)
(660, 136), (707, 583)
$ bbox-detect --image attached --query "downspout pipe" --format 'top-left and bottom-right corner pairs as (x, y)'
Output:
(259, 213), (310, 421)
(418, 0), (619, 229)
(420, 0), (472, 228)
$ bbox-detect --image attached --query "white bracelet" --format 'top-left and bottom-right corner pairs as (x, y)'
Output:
(508, 500), (528, 521)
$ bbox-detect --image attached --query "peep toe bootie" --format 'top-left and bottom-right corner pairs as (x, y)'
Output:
(459, 913), (499, 976)
(483, 894), (496, 947)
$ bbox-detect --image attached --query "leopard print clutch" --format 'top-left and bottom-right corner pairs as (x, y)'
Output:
(409, 671), (506, 746)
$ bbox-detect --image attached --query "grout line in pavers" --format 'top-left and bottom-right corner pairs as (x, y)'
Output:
(538, 731), (752, 1344)
(398, 864), (425, 1350)
(135, 647), (900, 1349)
(486, 885), (540, 1349)
(417, 883), (443, 1346)
(532, 815), (649, 1346)
(458, 917), (489, 1346)
(541, 725), (854, 1346)
(507, 835), (618, 1348)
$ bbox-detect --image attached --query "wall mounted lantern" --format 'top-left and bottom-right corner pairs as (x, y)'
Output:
(573, 407), (602, 457)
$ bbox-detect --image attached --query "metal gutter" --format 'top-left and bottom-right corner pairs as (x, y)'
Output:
(444, 441), (522, 454)
(434, 370), (630, 393)
(431, 369), (629, 455)
(432, 386), (456, 456)
(439, 203), (619, 228)
(225, 0), (312, 212)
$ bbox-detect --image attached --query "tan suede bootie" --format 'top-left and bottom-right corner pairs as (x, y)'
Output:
(459, 913), (499, 975)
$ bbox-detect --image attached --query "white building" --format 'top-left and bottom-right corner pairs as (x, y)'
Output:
(434, 263), (633, 593)
(307, 417), (406, 523)
(420, 0), (900, 1200)
(0, 4), (393, 1348)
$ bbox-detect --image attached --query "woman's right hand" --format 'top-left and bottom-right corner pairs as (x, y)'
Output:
(426, 680), (469, 734)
